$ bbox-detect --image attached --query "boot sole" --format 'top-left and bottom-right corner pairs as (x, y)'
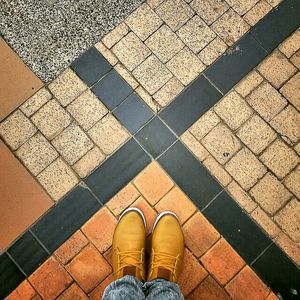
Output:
(118, 207), (147, 229)
(151, 211), (180, 233)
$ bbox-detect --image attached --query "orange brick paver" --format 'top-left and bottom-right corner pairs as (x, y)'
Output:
(66, 245), (112, 293)
(90, 274), (114, 300)
(81, 207), (117, 253)
(8, 280), (37, 300)
(226, 266), (270, 300)
(29, 257), (73, 299)
(56, 283), (88, 300)
(201, 239), (245, 285)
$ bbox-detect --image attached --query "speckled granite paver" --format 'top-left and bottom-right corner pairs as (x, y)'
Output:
(0, 0), (144, 82)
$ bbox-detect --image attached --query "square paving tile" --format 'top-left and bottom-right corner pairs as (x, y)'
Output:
(0, 38), (43, 121)
(226, 0), (259, 15)
(0, 141), (53, 251)
(112, 32), (151, 71)
(280, 72), (300, 111)
(211, 8), (250, 46)
(166, 47), (205, 85)
(177, 16), (216, 54)
(190, 0), (229, 25)
(155, 0), (193, 31)
(31, 99), (72, 140)
(52, 123), (94, 165)
(0, 110), (37, 150)
(125, 3), (163, 40)
(145, 25), (184, 63)
(133, 55), (173, 94)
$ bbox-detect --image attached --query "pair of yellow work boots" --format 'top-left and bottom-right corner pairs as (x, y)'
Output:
(113, 208), (184, 283)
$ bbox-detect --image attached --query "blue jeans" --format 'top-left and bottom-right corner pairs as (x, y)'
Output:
(102, 275), (184, 300)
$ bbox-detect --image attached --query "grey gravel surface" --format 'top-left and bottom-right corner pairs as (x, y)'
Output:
(0, 0), (144, 82)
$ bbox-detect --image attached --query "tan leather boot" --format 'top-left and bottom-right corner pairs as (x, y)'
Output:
(113, 207), (146, 281)
(147, 211), (184, 283)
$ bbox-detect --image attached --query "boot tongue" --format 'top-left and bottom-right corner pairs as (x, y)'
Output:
(123, 266), (137, 277)
(157, 267), (172, 281)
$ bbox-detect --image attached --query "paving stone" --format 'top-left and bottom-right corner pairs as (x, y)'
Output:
(67, 90), (108, 131)
(16, 133), (58, 176)
(190, 0), (229, 25)
(257, 50), (297, 88)
(29, 257), (72, 299)
(291, 50), (300, 69)
(125, 3), (163, 40)
(243, 0), (272, 26)
(155, 0), (193, 31)
(132, 196), (158, 234)
(89, 274), (114, 300)
(284, 165), (300, 199)
(166, 47), (205, 85)
(133, 55), (173, 94)
(214, 91), (253, 130)
(270, 105), (300, 144)
(250, 173), (292, 215)
(226, 266), (269, 300)
(181, 131), (209, 161)
(20, 88), (52, 117)
(276, 232), (300, 266)
(112, 32), (151, 71)
(237, 114), (276, 154)
(251, 207), (281, 238)
(211, 9), (250, 46)
(48, 69), (87, 106)
(203, 155), (232, 186)
(102, 23), (129, 48)
(155, 187), (196, 224)
(31, 99), (72, 140)
(227, 181), (258, 213)
(94, 42), (118, 66)
(145, 25), (184, 63)
(225, 148), (267, 190)
(73, 147), (105, 178)
(136, 86), (159, 112)
(247, 82), (287, 122)
(226, 0), (259, 15)
(8, 280), (37, 300)
(52, 123), (93, 165)
(147, 0), (164, 8)
(54, 230), (88, 265)
(177, 16), (216, 53)
(0, 110), (37, 150)
(202, 123), (241, 164)
(82, 208), (117, 253)
(114, 64), (139, 89)
(183, 212), (220, 257)
(106, 183), (140, 216)
(153, 77), (184, 107)
(198, 37), (227, 66)
(201, 239), (245, 285)
(260, 139), (299, 179)
(278, 30), (300, 58)
(88, 114), (129, 155)
(190, 276), (230, 300)
(235, 71), (263, 97)
(295, 142), (300, 155)
(189, 110), (220, 140)
(57, 283), (88, 300)
(178, 248), (208, 296)
(275, 198), (300, 242)
(37, 158), (79, 201)
(133, 162), (174, 205)
(280, 72), (300, 111)
(66, 245), (112, 293)
(266, 0), (282, 7)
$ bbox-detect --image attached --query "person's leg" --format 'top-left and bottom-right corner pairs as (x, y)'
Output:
(144, 212), (185, 300)
(102, 207), (147, 300)
(102, 275), (145, 300)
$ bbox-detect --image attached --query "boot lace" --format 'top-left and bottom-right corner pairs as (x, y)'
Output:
(151, 251), (180, 279)
(116, 249), (144, 274)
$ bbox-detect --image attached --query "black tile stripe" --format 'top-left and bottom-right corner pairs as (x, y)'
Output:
(1, 1), (299, 298)
(84, 138), (151, 204)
